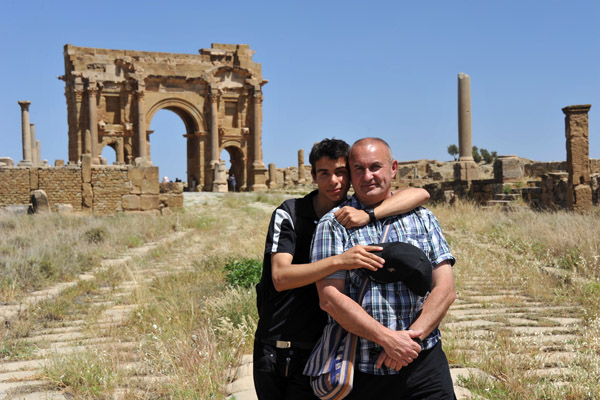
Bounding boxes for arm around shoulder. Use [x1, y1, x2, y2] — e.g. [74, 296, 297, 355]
[373, 187, 430, 220]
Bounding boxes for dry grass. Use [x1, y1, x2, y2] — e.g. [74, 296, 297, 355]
[0, 211, 200, 302]
[4, 195, 600, 398]
[435, 200, 600, 399]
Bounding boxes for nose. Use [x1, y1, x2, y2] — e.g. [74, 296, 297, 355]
[330, 173, 341, 185]
[363, 168, 374, 181]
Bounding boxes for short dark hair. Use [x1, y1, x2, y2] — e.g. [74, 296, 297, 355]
[309, 138, 350, 175]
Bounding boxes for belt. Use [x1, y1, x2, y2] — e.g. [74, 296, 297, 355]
[259, 338, 315, 350]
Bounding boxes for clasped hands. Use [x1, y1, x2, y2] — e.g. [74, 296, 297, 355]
[376, 329, 423, 371]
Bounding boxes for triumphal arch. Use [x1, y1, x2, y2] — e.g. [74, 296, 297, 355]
[60, 43, 268, 191]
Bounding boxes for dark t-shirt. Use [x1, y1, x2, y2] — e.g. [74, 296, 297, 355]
[254, 190, 328, 344]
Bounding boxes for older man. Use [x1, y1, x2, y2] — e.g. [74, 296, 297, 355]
[311, 137, 456, 399]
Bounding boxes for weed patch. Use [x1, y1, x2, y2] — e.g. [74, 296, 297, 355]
[224, 258, 262, 288]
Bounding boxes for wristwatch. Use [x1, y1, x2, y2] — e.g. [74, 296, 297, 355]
[366, 208, 376, 224]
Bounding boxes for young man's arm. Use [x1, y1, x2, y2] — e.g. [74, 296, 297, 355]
[334, 187, 430, 228]
[271, 245, 384, 292]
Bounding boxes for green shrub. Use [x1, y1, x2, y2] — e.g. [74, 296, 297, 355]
[224, 258, 262, 288]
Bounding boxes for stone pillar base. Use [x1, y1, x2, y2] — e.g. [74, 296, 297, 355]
[453, 160, 479, 182]
[250, 166, 268, 192]
[493, 156, 523, 182]
[212, 182, 228, 192]
[568, 184, 593, 212]
[17, 160, 33, 167]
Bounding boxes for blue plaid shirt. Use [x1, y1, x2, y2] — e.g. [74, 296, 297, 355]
[310, 195, 455, 375]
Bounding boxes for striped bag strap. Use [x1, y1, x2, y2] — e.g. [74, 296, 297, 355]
[357, 221, 392, 302]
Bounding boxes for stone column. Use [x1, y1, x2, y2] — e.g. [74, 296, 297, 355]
[36, 140, 41, 166]
[455, 73, 478, 181]
[209, 90, 220, 166]
[250, 88, 267, 191]
[458, 73, 473, 161]
[84, 129, 92, 155]
[72, 77, 84, 161]
[563, 104, 592, 212]
[30, 123, 37, 167]
[136, 84, 147, 161]
[18, 101, 32, 166]
[87, 82, 99, 162]
[268, 163, 278, 189]
[116, 137, 125, 164]
[298, 149, 306, 184]
[252, 89, 265, 169]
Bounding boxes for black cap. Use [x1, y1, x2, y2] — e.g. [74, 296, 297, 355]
[364, 242, 432, 296]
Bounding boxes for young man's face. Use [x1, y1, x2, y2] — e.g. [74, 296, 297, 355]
[349, 141, 397, 207]
[312, 156, 350, 204]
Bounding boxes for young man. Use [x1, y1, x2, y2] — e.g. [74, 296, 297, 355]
[312, 138, 456, 399]
[253, 138, 430, 400]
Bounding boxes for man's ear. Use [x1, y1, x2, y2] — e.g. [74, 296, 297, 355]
[391, 160, 398, 179]
[311, 170, 317, 184]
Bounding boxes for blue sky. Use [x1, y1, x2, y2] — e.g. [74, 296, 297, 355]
[1, 0, 598, 181]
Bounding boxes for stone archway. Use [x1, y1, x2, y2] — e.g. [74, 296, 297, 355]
[222, 144, 246, 191]
[61, 43, 268, 191]
[146, 98, 204, 189]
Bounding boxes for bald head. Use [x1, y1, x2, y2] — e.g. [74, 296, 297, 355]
[349, 138, 394, 163]
[348, 137, 398, 207]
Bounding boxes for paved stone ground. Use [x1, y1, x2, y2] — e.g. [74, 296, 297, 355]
[0, 194, 587, 399]
[0, 228, 195, 399]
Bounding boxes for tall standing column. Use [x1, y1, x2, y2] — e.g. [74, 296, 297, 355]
[30, 124, 37, 167]
[298, 149, 306, 184]
[36, 140, 41, 166]
[250, 88, 267, 191]
[136, 84, 147, 161]
[458, 73, 473, 161]
[209, 90, 220, 166]
[563, 104, 592, 212]
[252, 88, 265, 169]
[17, 101, 32, 166]
[454, 73, 478, 182]
[87, 82, 99, 162]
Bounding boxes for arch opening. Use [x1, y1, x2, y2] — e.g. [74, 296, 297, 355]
[149, 109, 189, 184]
[222, 146, 245, 192]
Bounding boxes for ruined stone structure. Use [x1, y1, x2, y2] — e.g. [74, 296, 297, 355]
[0, 156, 183, 214]
[60, 43, 268, 192]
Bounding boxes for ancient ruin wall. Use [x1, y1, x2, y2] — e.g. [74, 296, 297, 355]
[0, 168, 31, 206]
[0, 164, 181, 214]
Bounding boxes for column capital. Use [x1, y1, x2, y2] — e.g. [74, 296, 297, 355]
[136, 89, 145, 99]
[87, 85, 99, 96]
[208, 92, 220, 103]
[18, 100, 31, 110]
[252, 92, 263, 104]
[562, 104, 592, 115]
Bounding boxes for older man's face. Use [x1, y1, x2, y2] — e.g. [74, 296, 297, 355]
[349, 141, 397, 207]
